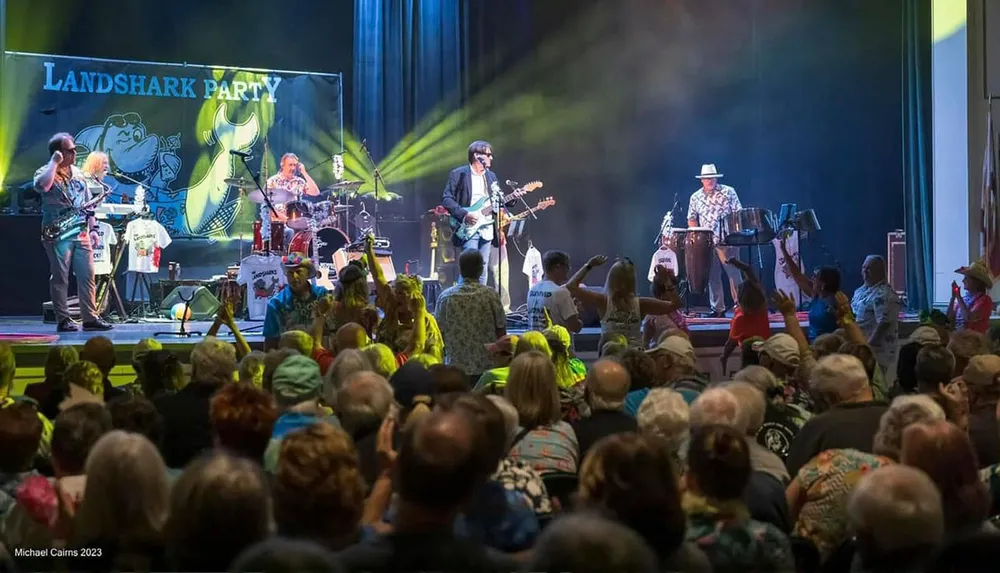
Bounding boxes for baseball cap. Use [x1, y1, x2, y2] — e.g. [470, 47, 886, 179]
[390, 362, 435, 409]
[271, 354, 322, 406]
[760, 333, 800, 368]
[646, 335, 696, 367]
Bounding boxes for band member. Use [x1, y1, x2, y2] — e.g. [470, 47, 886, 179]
[441, 140, 510, 285]
[34, 133, 112, 332]
[263, 152, 320, 244]
[686, 163, 744, 317]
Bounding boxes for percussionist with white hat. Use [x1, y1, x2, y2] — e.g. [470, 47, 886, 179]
[686, 163, 744, 317]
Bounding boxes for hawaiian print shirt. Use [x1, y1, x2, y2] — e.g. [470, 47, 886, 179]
[262, 283, 329, 339]
[793, 448, 893, 559]
[435, 279, 506, 375]
[687, 183, 742, 244]
[851, 282, 901, 370]
[684, 493, 794, 572]
[264, 173, 306, 220]
[492, 457, 552, 516]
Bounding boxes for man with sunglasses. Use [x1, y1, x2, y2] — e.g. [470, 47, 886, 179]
[34, 133, 112, 332]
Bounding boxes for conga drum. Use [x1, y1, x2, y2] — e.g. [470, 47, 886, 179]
[684, 228, 715, 295]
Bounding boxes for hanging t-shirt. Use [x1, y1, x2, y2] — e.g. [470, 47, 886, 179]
[522, 246, 543, 289]
[92, 221, 118, 276]
[125, 218, 172, 273]
[237, 254, 288, 320]
[647, 247, 679, 281]
[772, 231, 802, 307]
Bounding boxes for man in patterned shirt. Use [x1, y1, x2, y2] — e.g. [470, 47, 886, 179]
[435, 249, 507, 381]
[263, 152, 320, 245]
[687, 163, 744, 317]
[263, 253, 329, 350]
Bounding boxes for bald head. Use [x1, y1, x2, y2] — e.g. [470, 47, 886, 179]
[586, 359, 631, 410]
[848, 465, 943, 555]
[336, 323, 369, 352]
[397, 410, 484, 511]
[690, 388, 747, 433]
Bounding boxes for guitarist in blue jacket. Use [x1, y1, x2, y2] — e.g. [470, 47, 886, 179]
[441, 140, 505, 284]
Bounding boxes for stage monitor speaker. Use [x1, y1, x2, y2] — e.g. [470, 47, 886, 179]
[159, 285, 221, 320]
[887, 230, 906, 299]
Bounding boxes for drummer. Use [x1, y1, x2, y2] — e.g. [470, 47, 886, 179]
[264, 152, 321, 243]
[686, 163, 744, 318]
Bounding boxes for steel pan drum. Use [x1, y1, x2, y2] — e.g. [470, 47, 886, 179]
[792, 209, 821, 235]
[284, 200, 313, 231]
[684, 228, 714, 295]
[722, 207, 777, 245]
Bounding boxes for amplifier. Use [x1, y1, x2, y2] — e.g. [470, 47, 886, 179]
[887, 230, 906, 298]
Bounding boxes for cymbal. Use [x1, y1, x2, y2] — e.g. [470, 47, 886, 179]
[247, 188, 295, 204]
[324, 180, 364, 192]
[224, 177, 253, 187]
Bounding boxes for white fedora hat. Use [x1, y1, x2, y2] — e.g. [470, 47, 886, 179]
[695, 164, 724, 179]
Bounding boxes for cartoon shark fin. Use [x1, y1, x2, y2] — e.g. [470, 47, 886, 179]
[212, 103, 259, 153]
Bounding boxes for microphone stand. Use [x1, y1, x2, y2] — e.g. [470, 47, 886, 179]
[235, 157, 279, 219]
[359, 139, 387, 238]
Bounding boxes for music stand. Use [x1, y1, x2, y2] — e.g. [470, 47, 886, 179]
[155, 289, 202, 338]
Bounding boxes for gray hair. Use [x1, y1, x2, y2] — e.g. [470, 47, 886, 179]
[636, 388, 690, 457]
[873, 395, 945, 460]
[847, 465, 944, 554]
[528, 513, 657, 573]
[722, 381, 766, 434]
[72, 431, 170, 547]
[810, 354, 870, 404]
[486, 395, 520, 448]
[190, 336, 237, 385]
[690, 387, 747, 433]
[278, 330, 314, 357]
[335, 371, 394, 436]
[733, 365, 778, 395]
[323, 349, 372, 405]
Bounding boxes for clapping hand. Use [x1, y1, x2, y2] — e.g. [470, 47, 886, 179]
[217, 301, 235, 325]
[314, 294, 334, 318]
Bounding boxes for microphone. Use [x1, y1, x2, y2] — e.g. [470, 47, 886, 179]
[230, 150, 252, 158]
[505, 179, 519, 188]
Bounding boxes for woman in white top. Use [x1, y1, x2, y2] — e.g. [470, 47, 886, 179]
[566, 256, 682, 349]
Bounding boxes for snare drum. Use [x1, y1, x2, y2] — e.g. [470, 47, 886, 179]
[284, 200, 313, 231]
[287, 227, 351, 265]
[683, 228, 715, 295]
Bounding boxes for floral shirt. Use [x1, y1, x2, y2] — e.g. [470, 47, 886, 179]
[435, 280, 507, 375]
[851, 282, 901, 371]
[684, 494, 793, 572]
[492, 458, 552, 516]
[793, 449, 893, 559]
[687, 183, 742, 244]
[264, 173, 306, 221]
[262, 283, 330, 339]
[507, 422, 579, 475]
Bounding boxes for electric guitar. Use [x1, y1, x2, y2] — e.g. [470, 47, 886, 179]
[498, 197, 556, 229]
[450, 180, 543, 242]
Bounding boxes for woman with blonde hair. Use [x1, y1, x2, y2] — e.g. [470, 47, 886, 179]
[504, 351, 579, 475]
[69, 430, 170, 571]
[566, 256, 681, 348]
[366, 237, 443, 361]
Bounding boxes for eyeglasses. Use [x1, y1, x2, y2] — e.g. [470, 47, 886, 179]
[64, 147, 77, 153]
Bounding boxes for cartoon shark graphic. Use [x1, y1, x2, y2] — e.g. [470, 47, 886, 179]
[182, 103, 259, 237]
[75, 113, 185, 235]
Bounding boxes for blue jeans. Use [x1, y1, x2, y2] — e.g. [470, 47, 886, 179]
[462, 235, 491, 285]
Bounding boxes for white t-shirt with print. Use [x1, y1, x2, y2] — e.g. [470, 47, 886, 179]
[526, 279, 578, 331]
[125, 219, 172, 273]
[92, 221, 118, 276]
[647, 247, 679, 282]
[237, 254, 288, 320]
[523, 246, 543, 289]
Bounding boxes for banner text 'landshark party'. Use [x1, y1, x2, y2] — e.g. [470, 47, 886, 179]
[41, 61, 282, 102]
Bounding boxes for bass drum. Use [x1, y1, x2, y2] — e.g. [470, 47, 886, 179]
[286, 227, 351, 265]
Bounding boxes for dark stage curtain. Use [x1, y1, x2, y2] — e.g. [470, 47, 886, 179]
[901, 0, 933, 311]
[353, 0, 464, 160]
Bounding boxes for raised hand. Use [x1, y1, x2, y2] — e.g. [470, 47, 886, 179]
[771, 289, 797, 316]
[314, 294, 334, 318]
[376, 415, 398, 474]
[408, 292, 426, 314]
[586, 255, 608, 268]
[834, 291, 855, 322]
[217, 301, 235, 325]
[51, 150, 64, 165]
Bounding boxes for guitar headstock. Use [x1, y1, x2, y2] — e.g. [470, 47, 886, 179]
[533, 197, 555, 211]
[521, 181, 543, 194]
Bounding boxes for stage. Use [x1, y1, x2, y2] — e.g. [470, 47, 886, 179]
[1, 312, 939, 396]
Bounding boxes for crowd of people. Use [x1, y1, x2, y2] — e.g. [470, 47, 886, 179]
[0, 242, 998, 573]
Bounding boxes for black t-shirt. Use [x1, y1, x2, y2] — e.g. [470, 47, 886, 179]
[571, 409, 638, 461]
[757, 402, 802, 460]
[784, 401, 889, 478]
[153, 381, 219, 469]
[968, 401, 1000, 468]
[337, 530, 516, 573]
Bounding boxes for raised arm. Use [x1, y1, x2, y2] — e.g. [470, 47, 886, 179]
[778, 237, 815, 298]
[639, 264, 682, 316]
[834, 292, 867, 345]
[300, 167, 320, 197]
[208, 303, 251, 359]
[403, 293, 428, 357]
[773, 289, 810, 356]
[34, 151, 63, 193]
[365, 234, 393, 306]
[565, 255, 609, 311]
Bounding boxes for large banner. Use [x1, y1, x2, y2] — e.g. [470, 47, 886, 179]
[2, 52, 342, 238]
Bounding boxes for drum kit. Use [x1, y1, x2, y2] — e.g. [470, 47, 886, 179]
[226, 177, 366, 265]
[661, 204, 822, 298]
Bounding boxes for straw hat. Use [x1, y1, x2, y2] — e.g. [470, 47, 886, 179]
[956, 259, 995, 289]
